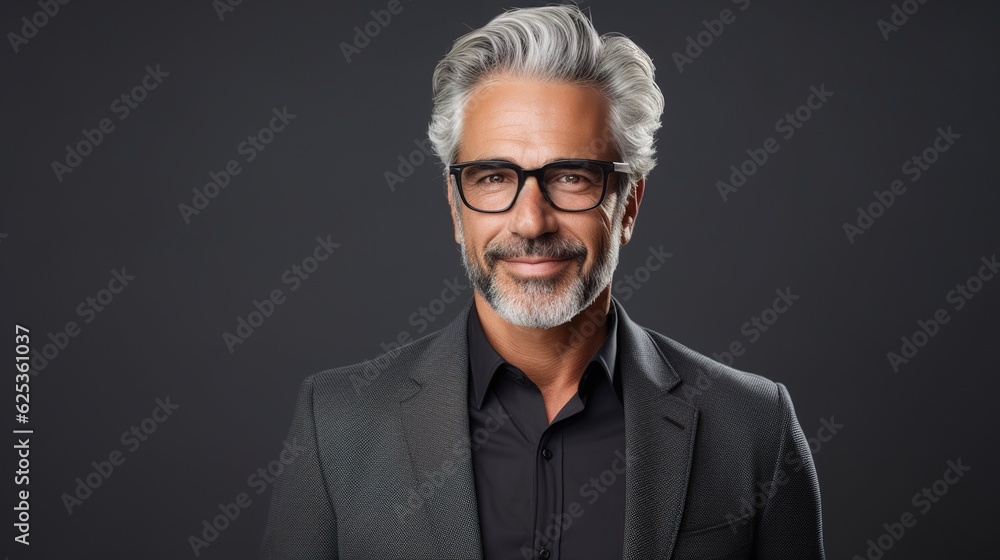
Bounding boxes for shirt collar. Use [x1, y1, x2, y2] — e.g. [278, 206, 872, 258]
[467, 300, 619, 410]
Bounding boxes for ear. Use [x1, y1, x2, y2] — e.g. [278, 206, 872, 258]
[620, 177, 644, 245]
[447, 175, 462, 244]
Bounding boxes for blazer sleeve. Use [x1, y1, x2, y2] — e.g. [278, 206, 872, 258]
[752, 382, 826, 559]
[259, 376, 339, 560]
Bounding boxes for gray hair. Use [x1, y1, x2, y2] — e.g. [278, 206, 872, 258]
[427, 4, 664, 213]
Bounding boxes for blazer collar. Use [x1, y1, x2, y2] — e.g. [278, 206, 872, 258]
[397, 295, 698, 560]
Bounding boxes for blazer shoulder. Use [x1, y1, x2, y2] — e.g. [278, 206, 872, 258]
[641, 327, 787, 416]
[302, 324, 448, 409]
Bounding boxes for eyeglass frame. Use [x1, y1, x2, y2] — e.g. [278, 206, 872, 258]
[448, 158, 632, 213]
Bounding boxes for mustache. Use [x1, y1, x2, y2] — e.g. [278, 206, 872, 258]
[484, 236, 587, 264]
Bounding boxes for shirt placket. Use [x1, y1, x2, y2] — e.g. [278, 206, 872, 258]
[533, 426, 563, 560]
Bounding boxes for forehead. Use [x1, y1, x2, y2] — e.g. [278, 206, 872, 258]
[459, 76, 614, 164]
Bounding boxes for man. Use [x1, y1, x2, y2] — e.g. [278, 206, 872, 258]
[261, 5, 824, 559]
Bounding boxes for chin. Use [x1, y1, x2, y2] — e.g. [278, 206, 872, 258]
[490, 278, 586, 329]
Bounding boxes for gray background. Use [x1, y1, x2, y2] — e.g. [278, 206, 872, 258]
[2, 0, 998, 558]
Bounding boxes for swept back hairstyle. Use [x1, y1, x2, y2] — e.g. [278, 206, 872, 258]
[427, 4, 664, 214]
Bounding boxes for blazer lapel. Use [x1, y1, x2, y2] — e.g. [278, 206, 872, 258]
[614, 297, 699, 560]
[395, 296, 697, 560]
[398, 298, 485, 559]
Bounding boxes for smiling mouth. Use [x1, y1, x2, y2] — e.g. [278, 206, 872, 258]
[500, 257, 573, 276]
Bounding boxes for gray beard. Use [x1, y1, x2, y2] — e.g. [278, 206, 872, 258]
[456, 216, 622, 329]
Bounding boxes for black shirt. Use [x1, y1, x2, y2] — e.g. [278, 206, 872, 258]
[467, 302, 626, 560]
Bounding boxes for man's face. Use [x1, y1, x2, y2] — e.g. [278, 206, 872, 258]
[448, 76, 641, 329]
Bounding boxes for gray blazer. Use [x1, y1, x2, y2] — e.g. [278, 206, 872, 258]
[260, 296, 825, 559]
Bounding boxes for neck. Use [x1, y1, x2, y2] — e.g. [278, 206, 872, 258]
[472, 287, 612, 393]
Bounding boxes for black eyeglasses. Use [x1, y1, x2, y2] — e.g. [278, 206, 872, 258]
[448, 159, 631, 213]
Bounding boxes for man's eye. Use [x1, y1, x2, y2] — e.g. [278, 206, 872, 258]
[554, 173, 597, 185]
[476, 173, 510, 184]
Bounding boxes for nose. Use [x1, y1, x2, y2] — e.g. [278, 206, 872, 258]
[507, 176, 558, 239]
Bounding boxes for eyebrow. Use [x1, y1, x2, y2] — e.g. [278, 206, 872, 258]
[470, 156, 588, 166]
[471, 156, 517, 163]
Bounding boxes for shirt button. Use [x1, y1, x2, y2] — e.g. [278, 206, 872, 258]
[538, 548, 551, 559]
[541, 448, 553, 460]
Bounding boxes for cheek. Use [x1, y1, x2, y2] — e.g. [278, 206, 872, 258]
[588, 226, 616, 267]
[552, 227, 592, 269]
[463, 220, 498, 256]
